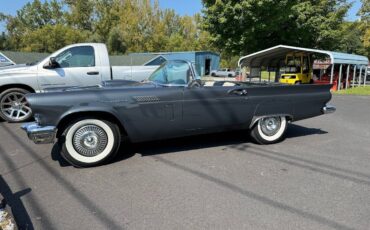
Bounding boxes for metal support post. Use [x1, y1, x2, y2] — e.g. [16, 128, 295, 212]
[352, 66, 356, 87]
[345, 65, 350, 90]
[364, 67, 368, 86]
[338, 64, 343, 91]
[330, 64, 335, 84]
[359, 66, 363, 86]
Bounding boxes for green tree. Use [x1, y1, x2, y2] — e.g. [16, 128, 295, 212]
[22, 24, 90, 52]
[92, 0, 122, 43]
[0, 0, 213, 54]
[358, 0, 370, 21]
[0, 32, 6, 50]
[338, 22, 366, 55]
[358, 0, 370, 57]
[64, 0, 94, 31]
[1, 0, 65, 50]
[202, 0, 350, 55]
[107, 26, 127, 54]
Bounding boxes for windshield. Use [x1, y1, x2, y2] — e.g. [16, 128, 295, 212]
[280, 66, 298, 74]
[281, 56, 301, 74]
[148, 60, 192, 85]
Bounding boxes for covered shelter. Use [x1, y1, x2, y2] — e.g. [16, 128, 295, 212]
[238, 45, 369, 90]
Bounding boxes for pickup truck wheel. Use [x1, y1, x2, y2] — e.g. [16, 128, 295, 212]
[0, 88, 32, 123]
[60, 119, 121, 167]
[250, 116, 287, 144]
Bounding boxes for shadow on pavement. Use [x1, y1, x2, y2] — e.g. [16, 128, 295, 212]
[113, 123, 328, 160]
[50, 122, 329, 167]
[51, 144, 70, 167]
[1, 123, 125, 229]
[152, 156, 356, 230]
[0, 176, 33, 230]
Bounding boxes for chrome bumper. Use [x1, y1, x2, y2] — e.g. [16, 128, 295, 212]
[21, 122, 57, 144]
[322, 105, 336, 114]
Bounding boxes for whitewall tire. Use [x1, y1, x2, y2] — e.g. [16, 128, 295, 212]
[250, 116, 287, 144]
[60, 119, 121, 167]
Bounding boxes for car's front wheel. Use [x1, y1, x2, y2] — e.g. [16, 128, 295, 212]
[250, 116, 287, 144]
[60, 118, 121, 167]
[0, 88, 32, 122]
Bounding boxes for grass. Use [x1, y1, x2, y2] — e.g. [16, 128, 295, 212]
[335, 86, 370, 96]
[260, 71, 276, 80]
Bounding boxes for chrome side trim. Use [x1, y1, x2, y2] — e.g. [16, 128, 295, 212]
[322, 105, 336, 114]
[21, 122, 57, 144]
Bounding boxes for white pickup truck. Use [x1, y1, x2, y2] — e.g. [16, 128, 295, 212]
[0, 43, 158, 122]
[210, 68, 237, 77]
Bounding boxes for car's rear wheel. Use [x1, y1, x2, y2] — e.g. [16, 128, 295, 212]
[60, 118, 121, 167]
[250, 116, 287, 144]
[0, 88, 32, 123]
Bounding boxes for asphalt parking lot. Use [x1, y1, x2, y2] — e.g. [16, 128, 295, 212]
[0, 95, 369, 230]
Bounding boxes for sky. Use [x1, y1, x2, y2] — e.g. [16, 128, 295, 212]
[0, 0, 362, 33]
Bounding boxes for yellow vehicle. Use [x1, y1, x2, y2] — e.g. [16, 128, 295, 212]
[279, 52, 313, 84]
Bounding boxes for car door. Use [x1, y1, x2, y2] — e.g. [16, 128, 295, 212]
[182, 84, 255, 134]
[37, 46, 102, 90]
[118, 61, 191, 142]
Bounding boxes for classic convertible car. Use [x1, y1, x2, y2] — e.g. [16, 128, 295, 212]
[22, 60, 335, 167]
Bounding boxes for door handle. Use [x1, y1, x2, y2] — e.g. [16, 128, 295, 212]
[87, 71, 99, 75]
[228, 88, 248, 96]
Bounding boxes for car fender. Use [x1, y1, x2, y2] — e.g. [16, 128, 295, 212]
[56, 104, 128, 134]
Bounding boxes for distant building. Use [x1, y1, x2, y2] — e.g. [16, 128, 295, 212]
[130, 51, 220, 76]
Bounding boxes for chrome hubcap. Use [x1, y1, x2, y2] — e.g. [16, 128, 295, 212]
[73, 125, 108, 157]
[260, 117, 281, 136]
[0, 92, 31, 121]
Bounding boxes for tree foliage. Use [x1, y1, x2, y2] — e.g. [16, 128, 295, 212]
[0, 0, 369, 62]
[357, 0, 370, 57]
[0, 0, 210, 54]
[202, 0, 352, 55]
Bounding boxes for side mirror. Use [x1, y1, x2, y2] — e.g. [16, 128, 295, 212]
[44, 57, 59, 69]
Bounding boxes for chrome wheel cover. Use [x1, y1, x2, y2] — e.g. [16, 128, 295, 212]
[72, 125, 108, 157]
[260, 117, 282, 136]
[0, 92, 31, 121]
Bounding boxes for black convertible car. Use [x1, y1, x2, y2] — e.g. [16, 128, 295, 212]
[22, 60, 335, 167]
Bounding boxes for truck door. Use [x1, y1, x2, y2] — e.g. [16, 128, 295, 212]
[37, 46, 102, 90]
